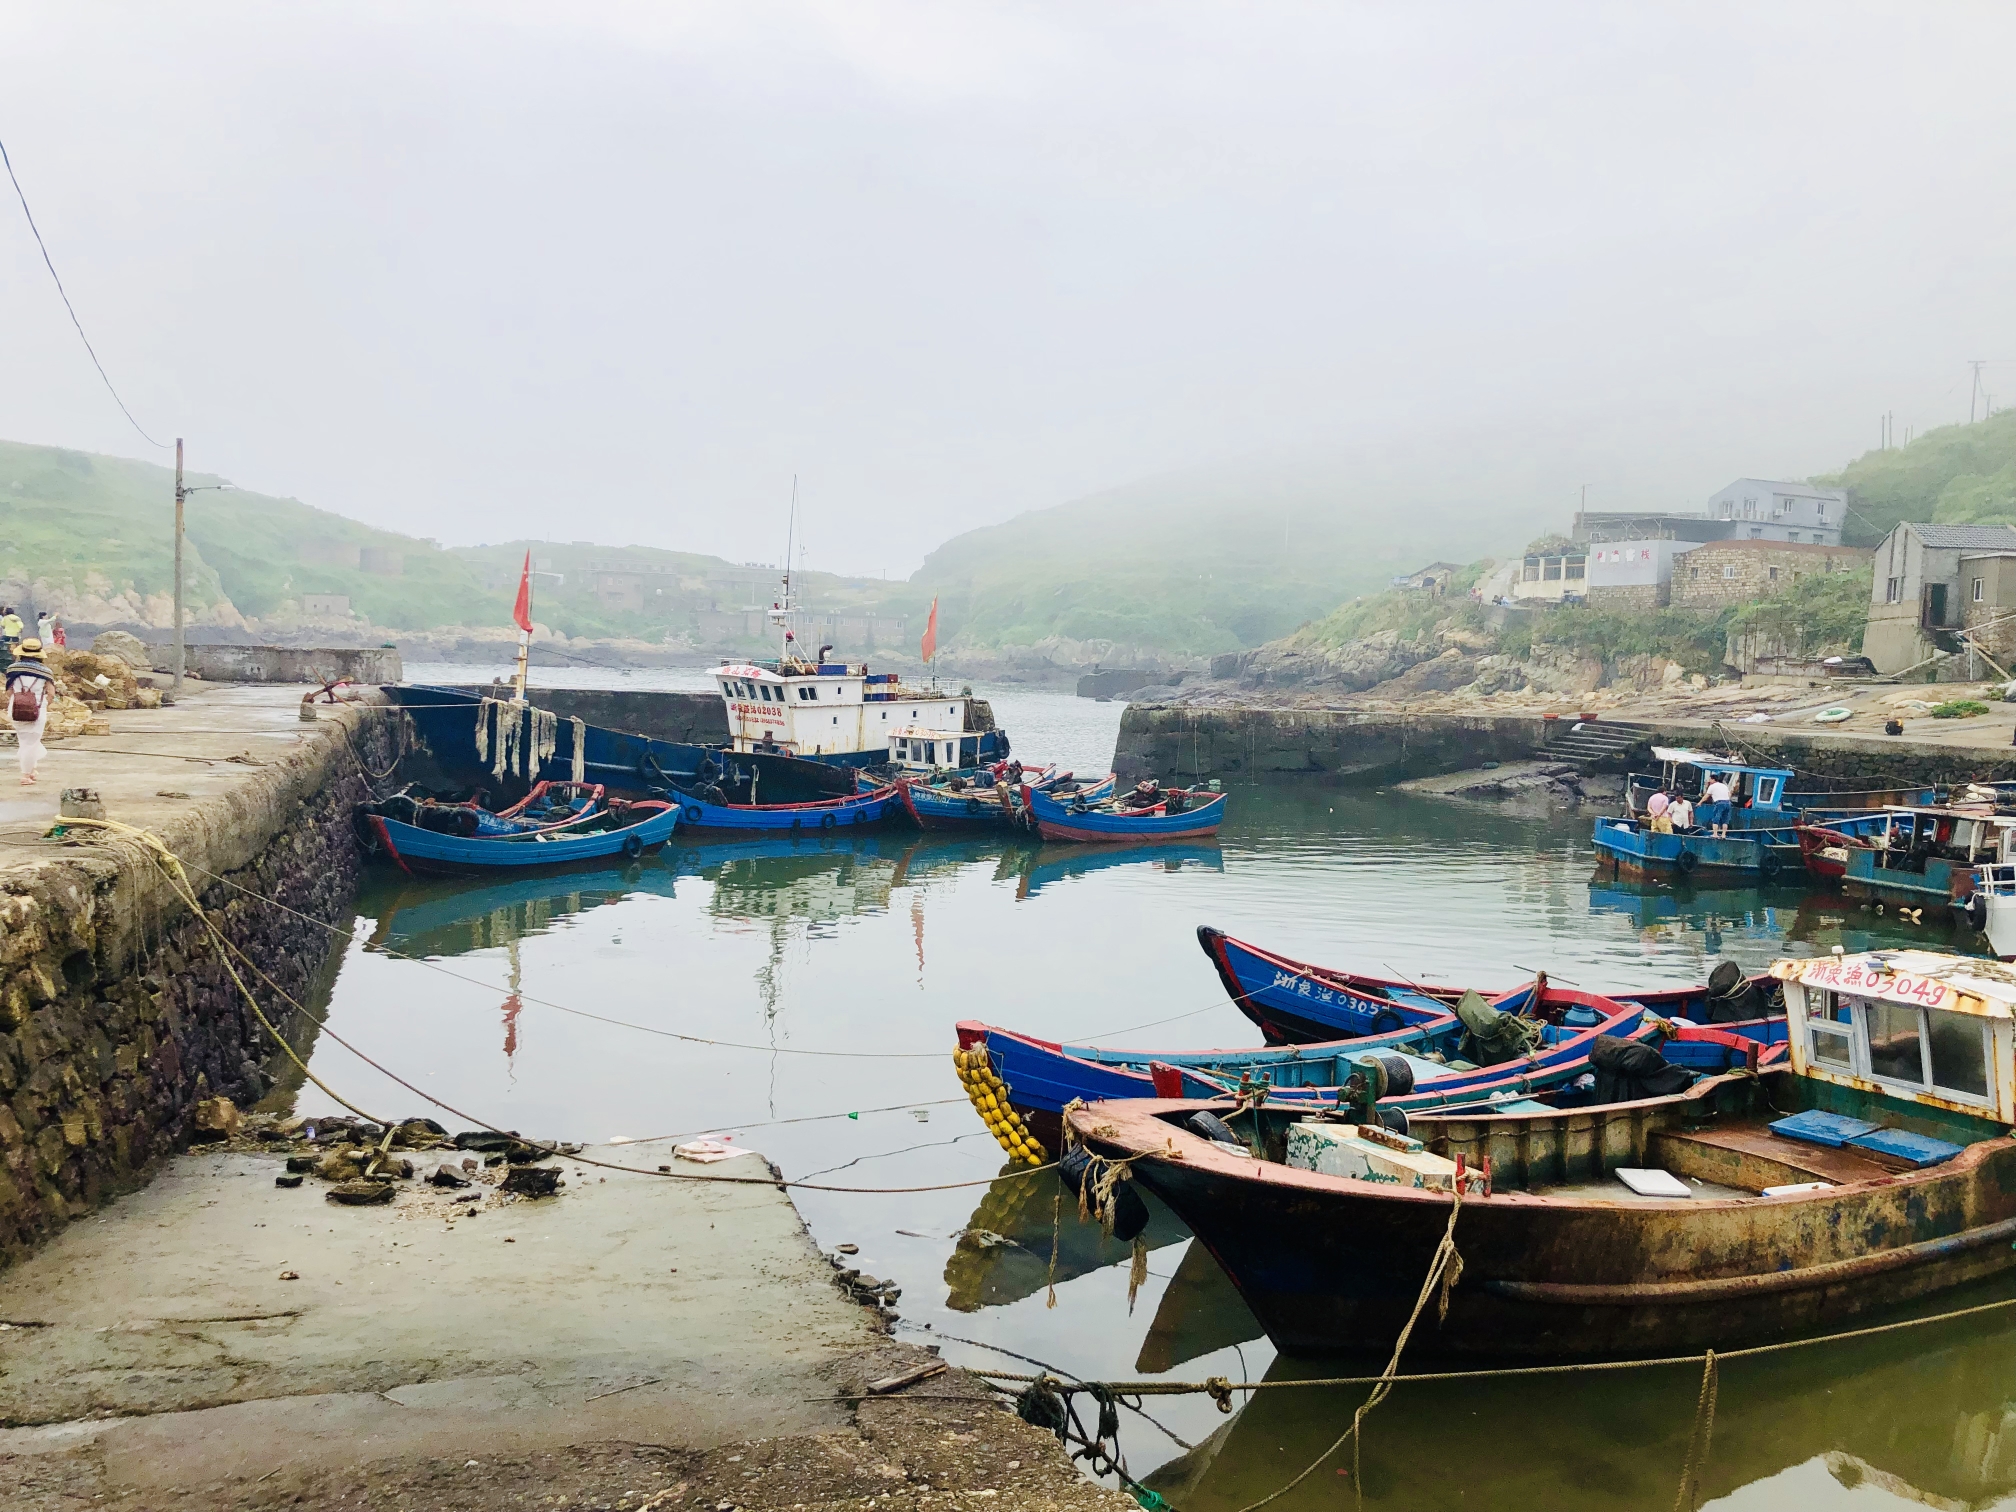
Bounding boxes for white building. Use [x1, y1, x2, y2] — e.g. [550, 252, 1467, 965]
[1705, 479, 1845, 546]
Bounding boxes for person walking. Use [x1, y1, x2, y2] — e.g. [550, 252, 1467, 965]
[0, 607, 21, 662]
[7, 638, 56, 787]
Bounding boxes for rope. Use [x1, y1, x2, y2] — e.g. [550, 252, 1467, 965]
[58, 818, 1057, 1197]
[1671, 1350, 1719, 1512]
[135, 847, 943, 1060]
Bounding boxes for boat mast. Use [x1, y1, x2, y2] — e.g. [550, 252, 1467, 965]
[770, 476, 798, 670]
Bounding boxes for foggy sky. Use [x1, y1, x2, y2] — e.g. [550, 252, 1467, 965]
[4, 2, 2014, 575]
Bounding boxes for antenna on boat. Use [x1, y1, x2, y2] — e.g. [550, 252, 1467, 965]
[772, 476, 798, 668]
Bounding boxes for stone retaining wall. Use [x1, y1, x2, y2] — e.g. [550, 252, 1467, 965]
[0, 710, 395, 1266]
[145, 645, 404, 685]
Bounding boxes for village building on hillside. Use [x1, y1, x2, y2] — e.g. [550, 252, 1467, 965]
[1702, 479, 1845, 546]
[1392, 561, 1463, 593]
[1584, 540, 1696, 609]
[1671, 539, 1869, 608]
[1508, 549, 1587, 604]
[1864, 522, 2016, 674]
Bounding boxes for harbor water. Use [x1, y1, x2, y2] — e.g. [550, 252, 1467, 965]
[295, 668, 2016, 1510]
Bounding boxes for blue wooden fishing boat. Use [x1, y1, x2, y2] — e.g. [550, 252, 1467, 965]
[1626, 747, 1936, 828]
[1593, 814, 1806, 881]
[958, 995, 1784, 1156]
[1828, 806, 2016, 913]
[666, 782, 903, 835]
[361, 799, 680, 875]
[1197, 926, 1783, 1044]
[1026, 780, 1226, 843]
[897, 770, 1116, 832]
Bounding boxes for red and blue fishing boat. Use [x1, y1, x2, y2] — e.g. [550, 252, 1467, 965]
[1197, 926, 1783, 1044]
[959, 994, 1783, 1156]
[666, 782, 903, 835]
[897, 770, 1116, 832]
[1025, 780, 1226, 843]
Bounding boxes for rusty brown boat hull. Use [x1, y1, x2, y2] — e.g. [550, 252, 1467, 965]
[1068, 1083, 2016, 1360]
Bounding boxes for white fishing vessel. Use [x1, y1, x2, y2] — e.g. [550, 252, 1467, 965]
[708, 569, 1005, 766]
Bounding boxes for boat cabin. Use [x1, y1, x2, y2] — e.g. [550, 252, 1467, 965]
[885, 724, 988, 774]
[1775, 949, 2016, 1123]
[1628, 748, 1793, 819]
[713, 660, 982, 762]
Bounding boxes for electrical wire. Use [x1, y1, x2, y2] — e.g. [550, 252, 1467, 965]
[0, 132, 168, 450]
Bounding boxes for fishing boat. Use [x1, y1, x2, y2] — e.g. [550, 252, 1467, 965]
[956, 991, 1783, 1156]
[358, 791, 680, 875]
[1795, 812, 1896, 881]
[1025, 780, 1227, 843]
[1069, 947, 2016, 1359]
[1828, 806, 2016, 915]
[1197, 926, 1781, 1044]
[382, 684, 854, 805]
[1625, 749, 1936, 826]
[1593, 813, 1805, 881]
[896, 765, 1115, 833]
[665, 781, 904, 835]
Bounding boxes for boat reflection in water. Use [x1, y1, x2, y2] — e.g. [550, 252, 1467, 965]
[1586, 878, 1951, 960]
[1143, 1286, 2016, 1511]
[942, 1167, 1189, 1314]
[1009, 841, 1224, 900]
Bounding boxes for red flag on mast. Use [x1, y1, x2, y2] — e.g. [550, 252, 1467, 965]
[920, 597, 938, 663]
[512, 550, 534, 634]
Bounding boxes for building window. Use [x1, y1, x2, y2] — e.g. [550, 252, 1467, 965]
[1974, 577, 1987, 603]
[1887, 577, 1902, 603]
[1566, 556, 1586, 581]
[1543, 558, 1562, 582]
[1749, 527, 1765, 538]
[1523, 556, 1541, 582]
[1768, 566, 1780, 582]
[1723, 565, 1738, 579]
[1817, 501, 1829, 523]
[1689, 566, 1700, 580]
[1786, 533, 1801, 543]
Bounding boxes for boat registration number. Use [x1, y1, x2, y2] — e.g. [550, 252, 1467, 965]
[1790, 958, 1951, 1010]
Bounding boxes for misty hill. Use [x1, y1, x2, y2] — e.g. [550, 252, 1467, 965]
[0, 439, 499, 632]
[911, 464, 1535, 660]
[1825, 410, 2016, 545]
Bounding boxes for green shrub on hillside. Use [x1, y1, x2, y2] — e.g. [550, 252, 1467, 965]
[1821, 411, 2016, 545]
[1725, 565, 1871, 655]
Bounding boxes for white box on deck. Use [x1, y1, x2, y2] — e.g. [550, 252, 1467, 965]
[1285, 1121, 1480, 1193]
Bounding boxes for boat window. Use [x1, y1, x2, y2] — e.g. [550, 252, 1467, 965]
[799, 686, 818, 701]
[1755, 777, 1779, 806]
[1864, 999, 1929, 1086]
[1927, 1009, 1991, 1101]
[1808, 1016, 1853, 1074]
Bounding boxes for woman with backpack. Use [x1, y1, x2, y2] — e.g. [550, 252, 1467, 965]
[7, 639, 56, 786]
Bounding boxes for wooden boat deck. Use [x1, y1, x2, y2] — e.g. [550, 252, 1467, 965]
[1650, 1118, 1904, 1191]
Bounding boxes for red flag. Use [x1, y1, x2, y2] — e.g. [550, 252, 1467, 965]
[512, 550, 534, 634]
[920, 596, 938, 662]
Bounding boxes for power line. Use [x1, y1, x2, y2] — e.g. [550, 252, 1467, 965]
[0, 132, 169, 450]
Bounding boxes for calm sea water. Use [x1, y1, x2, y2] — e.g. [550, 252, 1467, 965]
[292, 668, 2016, 1510]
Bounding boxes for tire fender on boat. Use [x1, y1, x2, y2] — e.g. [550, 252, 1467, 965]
[821, 812, 837, 829]
[682, 805, 703, 824]
[1675, 849, 1699, 874]
[621, 833, 644, 859]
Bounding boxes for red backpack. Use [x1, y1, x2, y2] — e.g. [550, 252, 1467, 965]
[8, 678, 42, 724]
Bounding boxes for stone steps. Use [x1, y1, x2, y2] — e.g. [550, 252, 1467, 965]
[1535, 719, 1651, 769]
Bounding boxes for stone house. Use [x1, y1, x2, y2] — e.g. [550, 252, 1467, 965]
[1864, 523, 2016, 673]
[1673, 539, 1869, 609]
[1585, 540, 1698, 610]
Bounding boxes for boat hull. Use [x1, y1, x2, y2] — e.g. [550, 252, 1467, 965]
[668, 784, 902, 834]
[1591, 816, 1802, 880]
[1073, 1093, 2016, 1359]
[367, 804, 680, 875]
[1027, 784, 1227, 843]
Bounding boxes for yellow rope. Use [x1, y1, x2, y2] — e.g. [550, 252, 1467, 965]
[1672, 1350, 1719, 1512]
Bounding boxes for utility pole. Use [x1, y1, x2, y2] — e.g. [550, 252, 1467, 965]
[1971, 361, 1989, 424]
[172, 437, 184, 699]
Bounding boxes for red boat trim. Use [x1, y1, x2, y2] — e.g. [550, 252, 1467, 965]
[1486, 1210, 2016, 1305]
[370, 814, 413, 877]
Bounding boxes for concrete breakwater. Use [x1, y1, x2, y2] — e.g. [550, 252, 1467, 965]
[0, 698, 397, 1265]
[1114, 703, 2016, 787]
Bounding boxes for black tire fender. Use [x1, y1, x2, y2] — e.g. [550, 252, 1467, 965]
[621, 833, 644, 859]
[821, 812, 837, 830]
[1675, 849, 1699, 875]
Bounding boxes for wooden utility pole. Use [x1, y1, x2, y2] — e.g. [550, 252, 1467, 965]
[172, 437, 185, 698]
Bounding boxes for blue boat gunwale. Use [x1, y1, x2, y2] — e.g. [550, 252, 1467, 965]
[367, 801, 681, 874]
[1025, 782, 1227, 841]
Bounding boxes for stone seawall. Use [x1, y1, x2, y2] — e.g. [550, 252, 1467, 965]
[1114, 703, 2016, 787]
[0, 706, 396, 1266]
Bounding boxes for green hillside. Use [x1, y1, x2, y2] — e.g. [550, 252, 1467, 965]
[0, 439, 499, 630]
[1824, 410, 2016, 545]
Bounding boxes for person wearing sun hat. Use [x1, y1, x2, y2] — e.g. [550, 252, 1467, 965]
[6, 639, 55, 786]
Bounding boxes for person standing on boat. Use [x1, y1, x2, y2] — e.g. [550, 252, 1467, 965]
[1646, 790, 1669, 824]
[6, 639, 56, 786]
[1703, 775, 1734, 838]
[1669, 794, 1695, 832]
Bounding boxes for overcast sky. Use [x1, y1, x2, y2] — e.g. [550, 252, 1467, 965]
[4, 3, 2014, 573]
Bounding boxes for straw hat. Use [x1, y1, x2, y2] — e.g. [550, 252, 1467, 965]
[15, 639, 45, 660]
